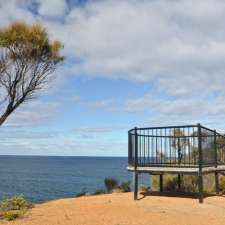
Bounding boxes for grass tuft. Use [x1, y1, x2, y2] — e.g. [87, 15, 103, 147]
[0, 195, 32, 221]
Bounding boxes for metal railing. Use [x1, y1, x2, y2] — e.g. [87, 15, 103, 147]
[128, 124, 225, 168]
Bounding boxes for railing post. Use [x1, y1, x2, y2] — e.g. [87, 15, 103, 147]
[128, 131, 130, 165]
[214, 130, 217, 168]
[178, 137, 181, 164]
[128, 131, 132, 165]
[134, 127, 138, 169]
[133, 127, 138, 200]
[159, 174, 163, 192]
[198, 123, 203, 203]
[214, 130, 219, 195]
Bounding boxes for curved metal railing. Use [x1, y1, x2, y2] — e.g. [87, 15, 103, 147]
[128, 124, 225, 168]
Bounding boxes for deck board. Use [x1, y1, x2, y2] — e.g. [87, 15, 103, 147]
[127, 165, 225, 174]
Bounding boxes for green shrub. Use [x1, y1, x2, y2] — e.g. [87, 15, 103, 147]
[0, 195, 31, 212]
[152, 174, 214, 193]
[183, 175, 198, 192]
[104, 177, 118, 193]
[163, 175, 179, 191]
[119, 181, 131, 192]
[139, 185, 150, 193]
[220, 176, 225, 193]
[92, 189, 106, 195]
[152, 174, 178, 191]
[75, 189, 86, 197]
[3, 211, 20, 221]
[0, 196, 32, 221]
[112, 188, 124, 193]
[152, 174, 225, 194]
[112, 181, 131, 193]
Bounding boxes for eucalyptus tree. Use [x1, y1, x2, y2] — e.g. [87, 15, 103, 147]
[0, 21, 64, 125]
[171, 128, 189, 164]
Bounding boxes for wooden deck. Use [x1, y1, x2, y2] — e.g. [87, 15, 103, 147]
[127, 165, 225, 174]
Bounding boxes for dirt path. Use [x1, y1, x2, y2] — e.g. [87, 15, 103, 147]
[1, 193, 225, 225]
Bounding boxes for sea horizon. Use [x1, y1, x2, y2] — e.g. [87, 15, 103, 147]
[0, 155, 128, 157]
[0, 155, 149, 203]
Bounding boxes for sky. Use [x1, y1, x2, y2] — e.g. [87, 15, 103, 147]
[1, 0, 225, 156]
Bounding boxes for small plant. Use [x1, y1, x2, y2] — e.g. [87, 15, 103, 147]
[0, 195, 31, 212]
[3, 211, 20, 221]
[183, 175, 198, 192]
[104, 177, 118, 193]
[139, 185, 150, 193]
[119, 181, 131, 192]
[75, 189, 86, 197]
[92, 189, 106, 195]
[152, 174, 179, 191]
[0, 195, 32, 221]
[152, 174, 200, 192]
[220, 176, 225, 193]
[112, 188, 124, 193]
[164, 175, 179, 191]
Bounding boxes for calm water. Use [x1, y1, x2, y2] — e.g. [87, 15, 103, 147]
[0, 156, 149, 203]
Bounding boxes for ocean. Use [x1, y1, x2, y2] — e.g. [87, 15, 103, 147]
[0, 156, 150, 203]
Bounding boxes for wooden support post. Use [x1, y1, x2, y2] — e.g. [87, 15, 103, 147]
[149, 173, 152, 190]
[160, 174, 163, 192]
[133, 171, 138, 200]
[198, 174, 203, 203]
[178, 174, 181, 190]
[215, 172, 219, 195]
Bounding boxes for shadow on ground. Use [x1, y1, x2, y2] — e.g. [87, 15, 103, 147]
[137, 191, 225, 200]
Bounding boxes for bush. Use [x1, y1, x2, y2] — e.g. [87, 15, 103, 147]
[119, 181, 131, 192]
[112, 181, 131, 193]
[163, 175, 179, 191]
[152, 174, 177, 191]
[139, 185, 150, 193]
[75, 189, 86, 197]
[0, 195, 32, 221]
[0, 195, 31, 212]
[3, 211, 20, 221]
[92, 189, 106, 195]
[152, 174, 216, 193]
[104, 177, 118, 193]
[112, 188, 124, 193]
[183, 175, 198, 192]
[152, 174, 198, 192]
[220, 176, 225, 193]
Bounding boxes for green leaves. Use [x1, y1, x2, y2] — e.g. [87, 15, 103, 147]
[0, 21, 64, 126]
[0, 21, 64, 63]
[0, 195, 33, 221]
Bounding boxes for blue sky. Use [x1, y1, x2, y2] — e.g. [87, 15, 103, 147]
[1, 0, 225, 156]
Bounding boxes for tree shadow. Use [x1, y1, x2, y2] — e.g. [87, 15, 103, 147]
[136, 191, 224, 201]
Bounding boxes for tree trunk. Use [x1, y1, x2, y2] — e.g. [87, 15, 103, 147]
[0, 108, 13, 126]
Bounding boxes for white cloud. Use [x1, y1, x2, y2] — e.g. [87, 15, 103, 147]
[1, 0, 225, 152]
[2, 0, 225, 97]
[57, 0, 225, 92]
[124, 92, 225, 131]
[0, 0, 35, 26]
[37, 0, 68, 18]
[4, 100, 61, 127]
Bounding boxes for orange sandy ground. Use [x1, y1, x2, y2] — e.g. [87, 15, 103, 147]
[1, 193, 225, 225]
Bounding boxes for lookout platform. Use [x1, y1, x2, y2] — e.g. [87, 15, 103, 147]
[127, 124, 225, 203]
